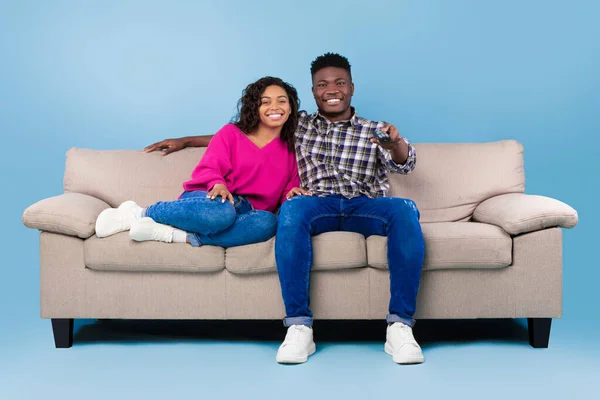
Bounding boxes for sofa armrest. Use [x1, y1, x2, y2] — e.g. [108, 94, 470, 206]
[472, 193, 578, 235]
[22, 193, 110, 239]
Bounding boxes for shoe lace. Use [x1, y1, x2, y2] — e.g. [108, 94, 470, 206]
[284, 325, 305, 343]
[392, 323, 416, 343]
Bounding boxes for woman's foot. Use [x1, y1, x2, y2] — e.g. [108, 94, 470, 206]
[129, 217, 176, 243]
[95, 201, 143, 238]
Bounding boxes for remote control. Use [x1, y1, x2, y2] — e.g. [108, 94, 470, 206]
[373, 130, 391, 143]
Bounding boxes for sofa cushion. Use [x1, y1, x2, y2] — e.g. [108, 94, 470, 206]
[22, 193, 109, 239]
[85, 233, 225, 273]
[367, 222, 512, 270]
[225, 232, 367, 275]
[472, 193, 578, 235]
[64, 147, 207, 207]
[387, 140, 525, 222]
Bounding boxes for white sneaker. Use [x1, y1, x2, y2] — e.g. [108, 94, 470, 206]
[95, 201, 143, 238]
[129, 217, 174, 243]
[276, 325, 316, 364]
[385, 322, 424, 364]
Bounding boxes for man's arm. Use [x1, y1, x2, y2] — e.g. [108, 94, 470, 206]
[371, 124, 417, 174]
[389, 137, 410, 165]
[143, 135, 214, 155]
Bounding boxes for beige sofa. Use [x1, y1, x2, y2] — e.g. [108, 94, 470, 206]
[22, 140, 578, 349]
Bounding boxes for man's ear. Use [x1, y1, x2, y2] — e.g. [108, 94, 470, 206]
[350, 82, 355, 96]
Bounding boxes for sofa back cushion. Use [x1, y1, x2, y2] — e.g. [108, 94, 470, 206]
[64, 147, 207, 207]
[64, 139, 525, 222]
[388, 140, 524, 222]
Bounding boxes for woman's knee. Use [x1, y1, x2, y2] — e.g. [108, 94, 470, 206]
[192, 200, 237, 233]
[249, 211, 278, 242]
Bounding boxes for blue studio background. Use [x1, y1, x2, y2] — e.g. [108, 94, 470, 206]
[1, 0, 598, 398]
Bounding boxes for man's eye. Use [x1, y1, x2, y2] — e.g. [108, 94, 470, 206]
[337, 82, 346, 86]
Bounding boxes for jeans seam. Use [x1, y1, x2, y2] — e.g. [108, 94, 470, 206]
[345, 213, 389, 225]
[308, 213, 340, 226]
[343, 213, 390, 235]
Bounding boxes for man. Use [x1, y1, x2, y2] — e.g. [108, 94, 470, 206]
[144, 53, 426, 365]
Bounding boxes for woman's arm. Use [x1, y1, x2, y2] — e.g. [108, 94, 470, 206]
[143, 135, 215, 155]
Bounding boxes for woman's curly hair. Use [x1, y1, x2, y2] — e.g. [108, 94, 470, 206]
[233, 77, 300, 152]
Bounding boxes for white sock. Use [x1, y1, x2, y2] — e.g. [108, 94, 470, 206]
[130, 217, 174, 243]
[135, 207, 144, 220]
[172, 229, 188, 243]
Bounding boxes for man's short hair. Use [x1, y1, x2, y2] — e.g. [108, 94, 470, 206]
[310, 53, 352, 79]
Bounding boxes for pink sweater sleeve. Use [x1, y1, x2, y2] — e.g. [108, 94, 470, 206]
[279, 153, 301, 206]
[187, 125, 233, 191]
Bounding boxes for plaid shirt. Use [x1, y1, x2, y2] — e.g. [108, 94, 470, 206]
[295, 109, 416, 198]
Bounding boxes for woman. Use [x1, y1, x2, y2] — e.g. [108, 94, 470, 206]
[95, 76, 304, 247]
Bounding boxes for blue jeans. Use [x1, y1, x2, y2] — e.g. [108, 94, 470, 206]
[143, 190, 277, 247]
[276, 195, 425, 327]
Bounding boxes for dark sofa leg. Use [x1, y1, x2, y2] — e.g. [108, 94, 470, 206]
[51, 319, 74, 348]
[527, 318, 551, 348]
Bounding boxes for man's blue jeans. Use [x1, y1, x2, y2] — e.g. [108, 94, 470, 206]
[143, 190, 277, 247]
[275, 195, 425, 327]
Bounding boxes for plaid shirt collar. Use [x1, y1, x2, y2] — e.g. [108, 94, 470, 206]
[307, 107, 362, 129]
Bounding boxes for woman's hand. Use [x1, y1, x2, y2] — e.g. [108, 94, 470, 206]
[286, 187, 312, 200]
[208, 184, 234, 205]
[143, 138, 188, 155]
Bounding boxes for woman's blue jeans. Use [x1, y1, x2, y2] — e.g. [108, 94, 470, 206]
[143, 190, 277, 247]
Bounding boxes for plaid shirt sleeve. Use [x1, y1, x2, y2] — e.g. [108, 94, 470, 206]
[378, 137, 417, 174]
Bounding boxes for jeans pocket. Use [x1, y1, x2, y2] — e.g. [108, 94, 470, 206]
[234, 196, 253, 214]
[233, 196, 243, 207]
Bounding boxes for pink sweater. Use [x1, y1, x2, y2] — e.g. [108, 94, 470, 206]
[182, 124, 300, 212]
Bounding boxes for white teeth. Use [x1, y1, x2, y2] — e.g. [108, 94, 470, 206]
[327, 99, 341, 104]
[268, 114, 282, 118]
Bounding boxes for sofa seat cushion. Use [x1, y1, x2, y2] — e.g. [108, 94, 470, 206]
[85, 233, 225, 273]
[226, 232, 367, 275]
[368, 222, 512, 271]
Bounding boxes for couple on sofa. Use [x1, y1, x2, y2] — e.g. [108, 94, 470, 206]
[95, 53, 426, 365]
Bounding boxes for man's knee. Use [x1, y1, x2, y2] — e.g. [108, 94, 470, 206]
[387, 198, 420, 220]
[278, 196, 317, 227]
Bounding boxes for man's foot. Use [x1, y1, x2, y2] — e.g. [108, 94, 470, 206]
[129, 217, 174, 243]
[276, 325, 316, 364]
[385, 322, 424, 364]
[95, 201, 143, 238]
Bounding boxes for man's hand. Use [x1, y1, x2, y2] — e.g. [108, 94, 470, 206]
[370, 123, 402, 150]
[371, 123, 410, 164]
[143, 138, 188, 156]
[207, 184, 234, 205]
[286, 187, 312, 200]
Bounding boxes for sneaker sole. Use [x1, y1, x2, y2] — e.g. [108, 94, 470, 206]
[276, 342, 316, 364]
[384, 342, 424, 364]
